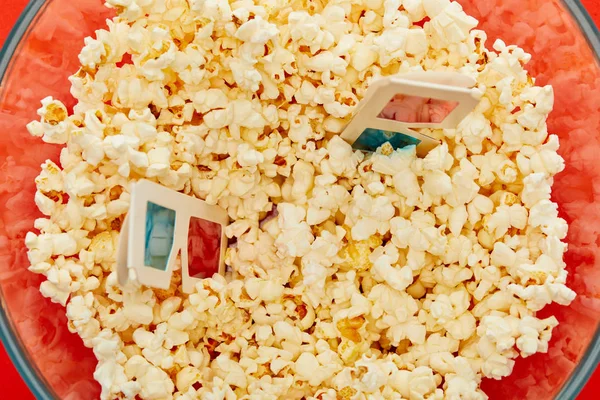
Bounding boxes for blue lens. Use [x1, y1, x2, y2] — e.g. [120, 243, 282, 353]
[352, 127, 421, 153]
[144, 202, 176, 270]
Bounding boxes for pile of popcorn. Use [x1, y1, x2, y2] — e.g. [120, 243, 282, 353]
[24, 0, 576, 398]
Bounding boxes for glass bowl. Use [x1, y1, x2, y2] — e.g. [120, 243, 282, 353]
[0, 0, 599, 399]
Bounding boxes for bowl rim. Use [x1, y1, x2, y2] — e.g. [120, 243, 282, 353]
[553, 7, 600, 399]
[0, 0, 599, 399]
[0, 0, 47, 85]
[564, 0, 600, 62]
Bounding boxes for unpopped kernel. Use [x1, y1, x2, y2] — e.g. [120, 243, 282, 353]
[25, 0, 574, 399]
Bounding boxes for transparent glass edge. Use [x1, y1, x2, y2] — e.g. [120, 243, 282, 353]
[0, 293, 53, 400]
[0, 0, 48, 83]
[556, 325, 600, 399]
[0, 2, 58, 399]
[555, 2, 600, 398]
[563, 0, 600, 65]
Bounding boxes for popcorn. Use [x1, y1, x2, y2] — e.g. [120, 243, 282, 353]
[237, 143, 265, 168]
[448, 205, 468, 236]
[508, 280, 576, 312]
[371, 254, 414, 292]
[294, 353, 326, 386]
[321, 136, 364, 178]
[345, 187, 395, 241]
[444, 357, 486, 399]
[288, 11, 335, 52]
[514, 315, 558, 357]
[124, 355, 175, 399]
[25, 0, 574, 398]
[406, 29, 429, 55]
[426, 1, 478, 48]
[404, 0, 427, 21]
[28, 97, 72, 144]
[445, 311, 477, 340]
[350, 42, 379, 71]
[423, 170, 453, 197]
[391, 366, 442, 400]
[274, 203, 314, 257]
[213, 354, 248, 389]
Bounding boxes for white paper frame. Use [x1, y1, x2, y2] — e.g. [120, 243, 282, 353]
[341, 71, 480, 157]
[116, 179, 229, 293]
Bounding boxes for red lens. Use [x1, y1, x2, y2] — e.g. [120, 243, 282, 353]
[187, 217, 222, 279]
[379, 95, 459, 124]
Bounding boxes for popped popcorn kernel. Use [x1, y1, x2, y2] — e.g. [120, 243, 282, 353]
[337, 386, 357, 400]
[338, 235, 382, 272]
[43, 101, 68, 125]
[336, 316, 365, 343]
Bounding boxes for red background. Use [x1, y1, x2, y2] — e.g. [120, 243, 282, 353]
[0, 0, 599, 398]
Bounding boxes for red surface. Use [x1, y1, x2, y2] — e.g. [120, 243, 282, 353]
[0, 0, 599, 399]
[0, 5, 37, 400]
[0, 7, 35, 400]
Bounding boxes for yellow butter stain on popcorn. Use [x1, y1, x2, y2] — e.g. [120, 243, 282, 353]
[337, 233, 383, 272]
[336, 315, 365, 343]
[337, 386, 357, 400]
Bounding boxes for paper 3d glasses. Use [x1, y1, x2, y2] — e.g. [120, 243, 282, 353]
[340, 71, 481, 157]
[117, 179, 229, 293]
